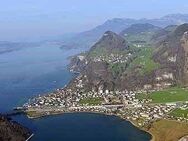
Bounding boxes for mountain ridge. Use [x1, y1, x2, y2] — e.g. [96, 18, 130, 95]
[60, 13, 188, 49]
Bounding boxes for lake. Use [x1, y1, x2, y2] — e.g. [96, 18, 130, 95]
[0, 43, 151, 141]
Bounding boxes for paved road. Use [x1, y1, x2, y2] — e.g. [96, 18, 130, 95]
[26, 104, 125, 112]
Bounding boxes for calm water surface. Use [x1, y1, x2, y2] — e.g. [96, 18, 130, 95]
[0, 44, 151, 141]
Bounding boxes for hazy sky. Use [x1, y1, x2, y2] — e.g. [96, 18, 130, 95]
[1, 0, 188, 41]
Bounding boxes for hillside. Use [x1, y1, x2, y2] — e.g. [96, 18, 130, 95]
[0, 115, 31, 141]
[70, 30, 159, 91]
[153, 23, 188, 87]
[88, 31, 128, 55]
[120, 23, 161, 44]
[70, 31, 133, 91]
[151, 25, 177, 44]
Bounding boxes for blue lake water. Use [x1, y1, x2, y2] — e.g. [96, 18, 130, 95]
[0, 44, 151, 141]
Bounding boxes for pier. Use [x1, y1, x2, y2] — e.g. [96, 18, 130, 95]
[26, 134, 34, 141]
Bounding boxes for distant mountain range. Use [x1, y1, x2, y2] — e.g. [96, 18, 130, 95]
[60, 14, 188, 50]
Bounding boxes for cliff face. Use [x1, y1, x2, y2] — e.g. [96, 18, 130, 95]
[178, 31, 188, 86]
[0, 115, 31, 141]
[153, 24, 188, 87]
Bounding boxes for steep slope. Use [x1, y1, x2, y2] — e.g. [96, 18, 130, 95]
[0, 115, 31, 141]
[153, 24, 188, 63]
[70, 31, 161, 91]
[85, 31, 129, 91]
[89, 31, 128, 54]
[151, 25, 177, 44]
[164, 25, 178, 32]
[153, 23, 188, 86]
[70, 31, 132, 91]
[178, 31, 188, 86]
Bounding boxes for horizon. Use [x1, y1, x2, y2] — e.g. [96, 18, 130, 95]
[1, 0, 188, 41]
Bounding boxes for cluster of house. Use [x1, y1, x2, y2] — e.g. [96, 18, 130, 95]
[23, 70, 188, 127]
[93, 53, 132, 64]
[67, 105, 116, 115]
[123, 104, 176, 127]
[24, 88, 78, 108]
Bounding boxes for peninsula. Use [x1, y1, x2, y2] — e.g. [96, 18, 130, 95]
[22, 23, 188, 141]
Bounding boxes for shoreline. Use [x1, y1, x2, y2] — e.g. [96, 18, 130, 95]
[25, 110, 154, 141]
[25, 107, 188, 141]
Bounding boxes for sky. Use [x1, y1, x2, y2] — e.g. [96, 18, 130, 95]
[1, 0, 188, 41]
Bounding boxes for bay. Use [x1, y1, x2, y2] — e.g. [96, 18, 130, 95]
[0, 43, 151, 141]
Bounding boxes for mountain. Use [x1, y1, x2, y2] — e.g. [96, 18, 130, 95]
[70, 23, 188, 91]
[120, 23, 161, 43]
[161, 14, 188, 24]
[89, 31, 128, 53]
[70, 31, 132, 91]
[151, 25, 178, 44]
[120, 23, 161, 35]
[70, 30, 160, 91]
[164, 25, 178, 32]
[153, 23, 188, 86]
[60, 14, 188, 50]
[61, 18, 137, 49]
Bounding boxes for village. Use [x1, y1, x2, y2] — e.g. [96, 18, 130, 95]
[93, 52, 132, 64]
[23, 71, 188, 128]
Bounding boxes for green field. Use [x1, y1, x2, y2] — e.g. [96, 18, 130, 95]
[137, 87, 188, 103]
[89, 47, 129, 58]
[170, 108, 188, 118]
[79, 97, 103, 105]
[125, 32, 154, 43]
[127, 47, 160, 75]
